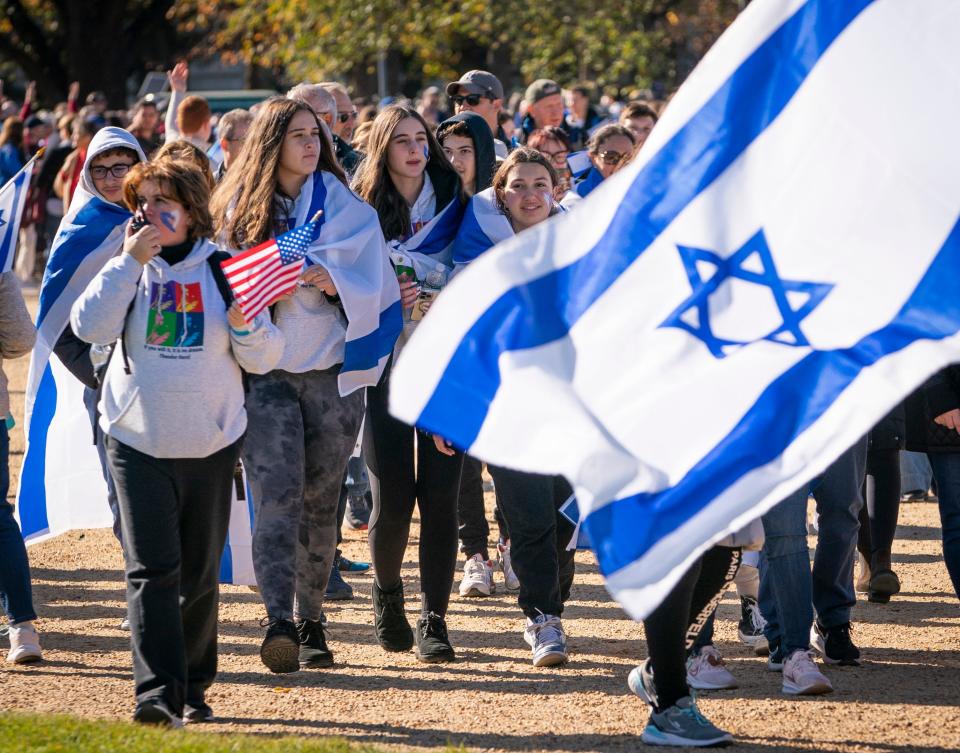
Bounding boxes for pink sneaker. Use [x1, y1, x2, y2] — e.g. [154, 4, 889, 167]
[782, 649, 832, 695]
[686, 645, 738, 690]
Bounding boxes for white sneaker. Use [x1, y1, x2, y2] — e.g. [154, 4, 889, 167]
[458, 554, 495, 597]
[498, 542, 520, 591]
[7, 622, 42, 664]
[855, 552, 870, 593]
[685, 645, 738, 690]
[782, 649, 833, 695]
[523, 612, 568, 667]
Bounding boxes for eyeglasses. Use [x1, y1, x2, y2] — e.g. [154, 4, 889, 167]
[452, 94, 486, 107]
[338, 110, 358, 123]
[90, 163, 133, 180]
[598, 150, 628, 166]
[541, 149, 569, 166]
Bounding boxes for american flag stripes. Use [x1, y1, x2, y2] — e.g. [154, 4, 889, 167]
[221, 216, 322, 320]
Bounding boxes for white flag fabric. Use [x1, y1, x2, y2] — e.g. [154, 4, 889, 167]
[299, 171, 403, 395]
[0, 154, 38, 273]
[389, 0, 960, 619]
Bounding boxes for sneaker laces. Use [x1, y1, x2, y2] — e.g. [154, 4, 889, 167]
[747, 601, 767, 632]
[420, 612, 448, 641]
[529, 613, 563, 644]
[675, 697, 712, 727]
[378, 584, 407, 619]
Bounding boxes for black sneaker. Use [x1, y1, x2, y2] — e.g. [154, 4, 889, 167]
[737, 595, 769, 654]
[183, 701, 214, 724]
[811, 621, 861, 666]
[259, 617, 300, 674]
[415, 612, 455, 663]
[372, 580, 414, 652]
[297, 618, 334, 668]
[133, 698, 183, 728]
[767, 639, 785, 671]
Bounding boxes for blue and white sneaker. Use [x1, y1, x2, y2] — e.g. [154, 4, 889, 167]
[627, 659, 658, 708]
[523, 612, 568, 667]
[642, 696, 733, 747]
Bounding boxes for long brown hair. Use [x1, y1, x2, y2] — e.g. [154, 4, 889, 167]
[352, 105, 455, 241]
[211, 97, 346, 248]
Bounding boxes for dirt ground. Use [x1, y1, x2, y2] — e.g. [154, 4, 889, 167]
[2, 287, 960, 752]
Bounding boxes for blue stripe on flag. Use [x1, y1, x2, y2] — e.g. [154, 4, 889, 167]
[342, 300, 404, 373]
[414, 0, 876, 446]
[18, 365, 57, 539]
[0, 169, 29, 272]
[585, 214, 960, 576]
[410, 199, 465, 256]
[306, 172, 329, 234]
[37, 199, 130, 327]
[219, 534, 234, 583]
[452, 204, 495, 265]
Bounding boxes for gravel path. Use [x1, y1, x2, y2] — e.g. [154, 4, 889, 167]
[3, 288, 959, 752]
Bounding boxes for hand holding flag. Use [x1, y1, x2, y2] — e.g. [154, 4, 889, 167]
[220, 211, 323, 321]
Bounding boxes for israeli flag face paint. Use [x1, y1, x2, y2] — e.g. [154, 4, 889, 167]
[423, 144, 430, 162]
[159, 210, 179, 233]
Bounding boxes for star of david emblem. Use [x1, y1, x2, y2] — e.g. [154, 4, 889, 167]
[0, 210, 6, 231]
[659, 229, 833, 358]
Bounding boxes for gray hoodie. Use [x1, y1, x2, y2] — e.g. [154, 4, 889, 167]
[71, 238, 284, 458]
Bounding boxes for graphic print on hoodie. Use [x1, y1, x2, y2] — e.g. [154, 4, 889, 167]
[145, 280, 205, 349]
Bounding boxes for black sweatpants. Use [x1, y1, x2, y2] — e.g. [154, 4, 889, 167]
[363, 367, 463, 616]
[643, 546, 741, 711]
[857, 448, 901, 573]
[107, 435, 242, 713]
[458, 455, 509, 560]
[489, 466, 575, 618]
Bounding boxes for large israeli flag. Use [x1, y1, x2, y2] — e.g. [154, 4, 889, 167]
[389, 0, 960, 619]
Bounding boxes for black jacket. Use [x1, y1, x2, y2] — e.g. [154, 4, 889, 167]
[53, 324, 97, 390]
[334, 135, 363, 176]
[425, 156, 462, 214]
[437, 111, 497, 193]
[869, 404, 905, 452]
[905, 365, 960, 453]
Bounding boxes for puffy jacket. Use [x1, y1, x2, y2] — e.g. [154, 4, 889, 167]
[905, 366, 960, 453]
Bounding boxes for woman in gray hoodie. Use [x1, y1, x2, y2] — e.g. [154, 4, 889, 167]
[70, 158, 283, 727]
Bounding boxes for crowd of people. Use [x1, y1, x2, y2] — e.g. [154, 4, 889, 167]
[0, 64, 958, 748]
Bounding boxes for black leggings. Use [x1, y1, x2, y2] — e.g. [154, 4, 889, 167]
[363, 368, 464, 617]
[643, 546, 741, 711]
[857, 448, 901, 573]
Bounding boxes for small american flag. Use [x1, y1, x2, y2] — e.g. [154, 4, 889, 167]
[221, 214, 322, 321]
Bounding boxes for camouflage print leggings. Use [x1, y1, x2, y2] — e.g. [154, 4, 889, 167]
[243, 368, 363, 622]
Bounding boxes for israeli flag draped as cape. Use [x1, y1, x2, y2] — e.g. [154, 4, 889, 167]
[389, 0, 960, 619]
[388, 195, 464, 278]
[16, 129, 256, 585]
[300, 171, 403, 394]
[453, 188, 515, 267]
[0, 153, 38, 273]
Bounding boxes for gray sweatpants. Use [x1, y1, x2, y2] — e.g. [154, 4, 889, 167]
[244, 368, 363, 622]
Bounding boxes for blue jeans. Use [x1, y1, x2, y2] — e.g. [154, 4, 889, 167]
[901, 450, 932, 495]
[759, 438, 866, 655]
[0, 424, 37, 624]
[926, 454, 960, 598]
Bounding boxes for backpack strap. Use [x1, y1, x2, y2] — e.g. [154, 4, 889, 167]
[207, 250, 235, 310]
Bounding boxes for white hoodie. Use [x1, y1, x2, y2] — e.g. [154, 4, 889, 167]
[71, 238, 284, 458]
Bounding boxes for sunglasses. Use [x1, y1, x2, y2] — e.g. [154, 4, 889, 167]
[337, 110, 358, 123]
[90, 163, 133, 180]
[452, 94, 487, 107]
[598, 150, 629, 166]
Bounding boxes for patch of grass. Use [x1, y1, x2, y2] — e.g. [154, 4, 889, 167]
[0, 712, 419, 753]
